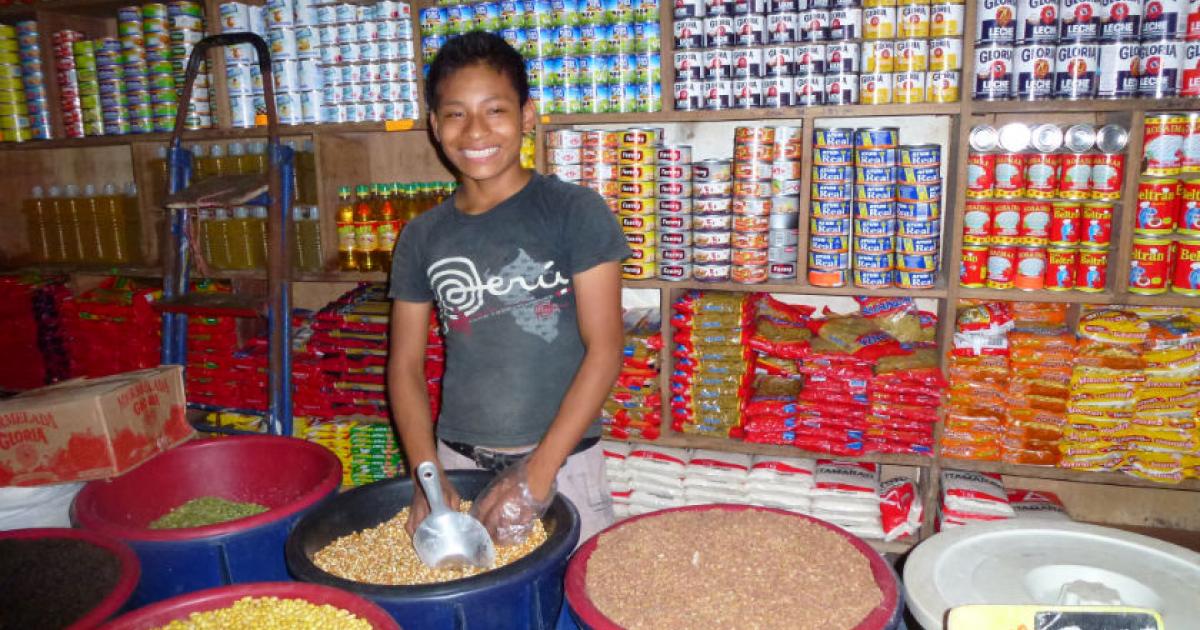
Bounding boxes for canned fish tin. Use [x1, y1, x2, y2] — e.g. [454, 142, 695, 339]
[658, 263, 692, 281]
[853, 269, 894, 288]
[897, 145, 940, 169]
[810, 250, 852, 269]
[897, 251, 937, 272]
[899, 218, 941, 238]
[897, 200, 941, 220]
[733, 231, 769, 249]
[1128, 237, 1172, 294]
[978, 0, 1019, 43]
[622, 261, 656, 279]
[898, 182, 942, 202]
[1060, 0, 1101, 40]
[898, 166, 943, 184]
[659, 230, 694, 249]
[810, 234, 850, 251]
[733, 247, 770, 266]
[733, 197, 772, 216]
[658, 215, 689, 234]
[856, 200, 897, 219]
[959, 246, 989, 286]
[1172, 239, 1200, 295]
[928, 38, 963, 71]
[812, 217, 853, 236]
[809, 267, 849, 286]
[854, 235, 895, 254]
[694, 263, 732, 282]
[856, 166, 897, 184]
[898, 236, 940, 255]
[864, 6, 897, 39]
[731, 264, 768, 284]
[856, 126, 898, 149]
[854, 217, 897, 236]
[815, 126, 854, 148]
[1139, 38, 1182, 98]
[855, 251, 894, 271]
[975, 42, 1014, 100]
[812, 200, 853, 218]
[863, 40, 895, 73]
[1076, 247, 1107, 291]
[856, 147, 898, 166]
[694, 246, 733, 264]
[1080, 201, 1114, 247]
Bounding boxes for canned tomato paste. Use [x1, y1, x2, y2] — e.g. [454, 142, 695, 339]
[1135, 178, 1181, 235]
[1080, 202, 1114, 247]
[1129, 237, 1172, 294]
[1173, 239, 1200, 295]
[960, 245, 988, 287]
[1045, 247, 1077, 290]
[1076, 247, 1108, 291]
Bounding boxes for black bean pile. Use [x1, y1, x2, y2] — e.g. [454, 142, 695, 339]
[0, 538, 121, 630]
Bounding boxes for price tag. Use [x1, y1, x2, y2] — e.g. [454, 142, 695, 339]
[540, 115, 551, 124]
[948, 605, 1164, 630]
[384, 120, 414, 132]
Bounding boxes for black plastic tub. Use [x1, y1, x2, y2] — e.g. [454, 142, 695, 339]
[286, 471, 580, 629]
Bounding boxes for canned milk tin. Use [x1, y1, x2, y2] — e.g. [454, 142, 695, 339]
[1060, 0, 1100, 40]
[1055, 43, 1100, 98]
[794, 43, 827, 73]
[829, 7, 861, 39]
[860, 72, 893, 103]
[864, 6, 897, 39]
[899, 4, 930, 38]
[1184, 41, 1200, 97]
[1099, 0, 1143, 40]
[929, 37, 963, 70]
[1017, 0, 1059, 42]
[975, 42, 1014, 100]
[703, 48, 732, 79]
[764, 45, 794, 76]
[675, 51, 703, 80]
[824, 72, 859, 103]
[977, 0, 1019, 43]
[826, 41, 859, 73]
[927, 70, 962, 102]
[799, 9, 829, 40]
[863, 40, 895, 73]
[766, 12, 799, 43]
[1139, 38, 1182, 98]
[702, 79, 732, 108]
[731, 47, 764, 77]
[896, 38, 929, 72]
[1097, 40, 1141, 98]
[734, 14, 766, 45]
[1140, 0, 1187, 40]
[930, 3, 965, 37]
[1015, 43, 1055, 99]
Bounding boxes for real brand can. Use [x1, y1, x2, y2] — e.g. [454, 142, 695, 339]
[1076, 247, 1107, 291]
[1135, 178, 1181, 234]
[1138, 38, 1182, 98]
[1050, 201, 1083, 245]
[853, 268, 894, 288]
[960, 244, 988, 285]
[1015, 43, 1056, 99]
[977, 0, 1019, 43]
[1129, 237, 1172, 294]
[1017, 0, 1060, 42]
[1097, 40, 1141, 98]
[975, 42, 1014, 100]
[1080, 201, 1114, 247]
[1055, 43, 1100, 98]
[1045, 246, 1078, 290]
[1172, 238, 1200, 295]
[986, 245, 1018, 289]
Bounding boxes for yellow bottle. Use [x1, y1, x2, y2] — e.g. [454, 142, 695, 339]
[206, 144, 230, 180]
[79, 183, 104, 264]
[354, 185, 378, 272]
[291, 206, 307, 271]
[250, 206, 268, 269]
[190, 145, 208, 181]
[45, 185, 68, 263]
[299, 205, 323, 272]
[376, 191, 398, 270]
[62, 184, 86, 263]
[206, 208, 232, 269]
[150, 146, 169, 208]
[228, 142, 247, 175]
[226, 206, 253, 269]
[122, 183, 142, 264]
[23, 186, 52, 264]
[247, 142, 268, 175]
[336, 186, 357, 271]
[297, 140, 318, 205]
[94, 184, 124, 264]
[196, 208, 213, 266]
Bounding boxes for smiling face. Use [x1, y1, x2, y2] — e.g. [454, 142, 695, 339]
[429, 62, 535, 196]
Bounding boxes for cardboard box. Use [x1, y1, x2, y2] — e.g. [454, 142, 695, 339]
[0, 365, 194, 487]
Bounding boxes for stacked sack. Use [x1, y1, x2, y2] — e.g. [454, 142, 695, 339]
[625, 444, 688, 516]
[0, 276, 71, 390]
[62, 277, 160, 378]
[744, 453, 815, 514]
[938, 470, 1070, 530]
[683, 449, 751, 506]
[184, 313, 243, 408]
[810, 460, 883, 540]
[1066, 308, 1200, 482]
[602, 307, 663, 441]
[943, 301, 1074, 465]
[670, 291, 754, 437]
[298, 418, 405, 488]
[602, 441, 634, 518]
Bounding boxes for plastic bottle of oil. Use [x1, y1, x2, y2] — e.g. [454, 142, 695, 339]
[123, 182, 142, 264]
[207, 144, 231, 180]
[190, 145, 208, 181]
[79, 184, 104, 264]
[23, 186, 51, 263]
[376, 190, 398, 270]
[297, 140, 318, 204]
[196, 208, 212, 264]
[354, 184, 378, 272]
[149, 145, 169, 206]
[299, 205, 323, 271]
[228, 142, 247, 175]
[97, 183, 127, 264]
[45, 185, 67, 263]
[336, 186, 357, 271]
[62, 184, 86, 263]
[226, 206, 254, 269]
[249, 206, 268, 269]
[206, 207, 232, 269]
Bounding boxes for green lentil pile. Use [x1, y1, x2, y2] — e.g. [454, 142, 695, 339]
[153, 596, 372, 629]
[149, 496, 270, 529]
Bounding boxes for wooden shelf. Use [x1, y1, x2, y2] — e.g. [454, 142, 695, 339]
[622, 432, 934, 468]
[1121, 292, 1200, 307]
[2, 263, 163, 278]
[957, 287, 1118, 304]
[623, 278, 948, 297]
[943, 458, 1200, 492]
[866, 539, 917, 556]
[0, 121, 427, 151]
[971, 97, 1199, 114]
[542, 103, 962, 127]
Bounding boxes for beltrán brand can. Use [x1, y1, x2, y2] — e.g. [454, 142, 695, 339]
[1045, 247, 1077, 290]
[1076, 247, 1107, 291]
[1172, 238, 1200, 295]
[1129, 237, 1172, 294]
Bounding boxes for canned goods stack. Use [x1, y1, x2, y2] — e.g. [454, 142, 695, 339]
[656, 143, 694, 281]
[142, 2, 178, 132]
[95, 38, 130, 136]
[961, 121, 1127, 293]
[52, 30, 86, 138]
[1132, 111, 1200, 295]
[617, 128, 660, 279]
[167, 1, 212, 130]
[0, 24, 31, 143]
[809, 126, 942, 290]
[690, 156, 735, 282]
[672, 0, 966, 110]
[72, 40, 106, 136]
[973, 0, 1200, 101]
[116, 6, 153, 134]
[419, 0, 663, 115]
[727, 125, 802, 283]
[16, 21, 51, 141]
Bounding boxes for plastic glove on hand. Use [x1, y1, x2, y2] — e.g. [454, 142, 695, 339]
[405, 469, 462, 537]
[469, 458, 555, 546]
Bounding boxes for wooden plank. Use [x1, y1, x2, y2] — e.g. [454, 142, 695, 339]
[540, 103, 962, 127]
[1111, 110, 1142, 295]
[1008, 477, 1200, 531]
[973, 97, 1200, 114]
[942, 457, 1200, 492]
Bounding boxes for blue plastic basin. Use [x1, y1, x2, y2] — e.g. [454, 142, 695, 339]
[286, 471, 580, 629]
[72, 436, 342, 607]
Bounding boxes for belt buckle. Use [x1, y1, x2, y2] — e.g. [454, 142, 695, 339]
[473, 448, 522, 473]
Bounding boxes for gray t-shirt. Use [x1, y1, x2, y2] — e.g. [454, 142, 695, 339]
[389, 172, 631, 447]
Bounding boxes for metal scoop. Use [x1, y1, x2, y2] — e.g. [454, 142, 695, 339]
[412, 462, 496, 570]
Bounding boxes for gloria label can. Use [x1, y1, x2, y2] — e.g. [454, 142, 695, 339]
[1138, 38, 1182, 98]
[1015, 43, 1055, 99]
[826, 41, 859, 73]
[977, 0, 1019, 43]
[975, 42, 1014, 100]
[930, 2, 966, 36]
[1184, 41, 1200, 97]
[1097, 41, 1141, 98]
[1129, 237, 1172, 294]
[1060, 0, 1101, 40]
[1055, 43, 1100, 98]
[1172, 238, 1200, 295]
[1099, 0, 1143, 40]
[1140, 0, 1187, 40]
[1017, 0, 1060, 41]
[929, 37, 963, 70]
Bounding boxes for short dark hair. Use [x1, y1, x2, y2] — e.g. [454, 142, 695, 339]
[425, 31, 529, 112]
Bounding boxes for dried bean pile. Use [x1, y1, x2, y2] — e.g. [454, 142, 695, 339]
[150, 496, 269, 529]
[0, 538, 121, 630]
[312, 504, 547, 585]
[585, 509, 883, 630]
[153, 596, 372, 629]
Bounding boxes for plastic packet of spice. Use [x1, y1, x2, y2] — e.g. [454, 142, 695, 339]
[879, 477, 923, 541]
[940, 470, 1015, 517]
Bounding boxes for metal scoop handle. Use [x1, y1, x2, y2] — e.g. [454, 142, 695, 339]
[416, 462, 451, 517]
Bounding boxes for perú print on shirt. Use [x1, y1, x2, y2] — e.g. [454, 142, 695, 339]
[427, 248, 571, 342]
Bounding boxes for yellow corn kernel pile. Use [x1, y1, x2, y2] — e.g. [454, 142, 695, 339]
[312, 505, 547, 585]
[153, 596, 372, 629]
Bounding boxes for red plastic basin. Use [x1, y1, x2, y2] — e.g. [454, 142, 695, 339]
[0, 527, 141, 629]
[564, 504, 902, 630]
[98, 582, 401, 629]
[73, 436, 341, 541]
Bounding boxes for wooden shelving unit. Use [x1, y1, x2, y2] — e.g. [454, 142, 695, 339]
[3, 0, 1199, 550]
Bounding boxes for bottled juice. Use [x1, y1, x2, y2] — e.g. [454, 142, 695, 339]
[206, 208, 232, 269]
[45, 185, 67, 263]
[299, 205, 323, 271]
[297, 140, 318, 204]
[354, 184, 378, 271]
[62, 184, 85, 262]
[23, 186, 52, 263]
[79, 184, 103, 263]
[376, 191, 398, 269]
[228, 142, 247, 175]
[249, 206, 268, 268]
[227, 206, 254, 269]
[336, 186, 357, 270]
[123, 182, 142, 264]
[98, 183, 128, 264]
